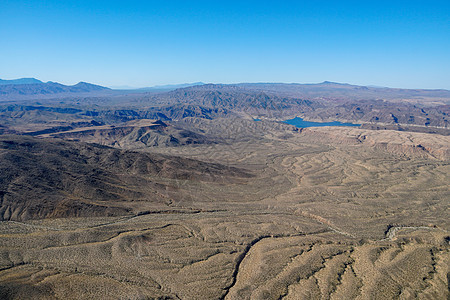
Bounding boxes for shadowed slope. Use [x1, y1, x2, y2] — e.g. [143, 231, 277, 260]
[0, 135, 251, 221]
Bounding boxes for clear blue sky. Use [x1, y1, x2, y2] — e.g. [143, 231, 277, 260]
[1, 0, 449, 89]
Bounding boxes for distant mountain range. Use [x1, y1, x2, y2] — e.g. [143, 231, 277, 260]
[1, 78, 450, 107]
[0, 78, 111, 100]
[0, 78, 449, 135]
[0, 78, 208, 100]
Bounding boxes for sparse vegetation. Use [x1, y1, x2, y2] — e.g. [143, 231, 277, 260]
[0, 83, 449, 299]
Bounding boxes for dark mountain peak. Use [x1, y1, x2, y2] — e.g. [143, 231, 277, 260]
[152, 119, 168, 127]
[73, 81, 110, 90]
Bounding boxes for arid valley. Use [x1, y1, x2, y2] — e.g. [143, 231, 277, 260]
[0, 81, 449, 299]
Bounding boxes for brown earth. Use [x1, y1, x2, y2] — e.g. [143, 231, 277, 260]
[0, 118, 448, 299]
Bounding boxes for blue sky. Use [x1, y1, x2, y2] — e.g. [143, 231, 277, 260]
[1, 0, 449, 89]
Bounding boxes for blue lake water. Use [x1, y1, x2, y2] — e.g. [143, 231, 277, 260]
[284, 117, 360, 128]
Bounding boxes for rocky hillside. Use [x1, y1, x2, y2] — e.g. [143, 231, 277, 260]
[298, 127, 450, 159]
[0, 135, 251, 221]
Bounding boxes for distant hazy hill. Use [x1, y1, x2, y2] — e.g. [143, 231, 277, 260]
[139, 82, 205, 90]
[0, 78, 43, 85]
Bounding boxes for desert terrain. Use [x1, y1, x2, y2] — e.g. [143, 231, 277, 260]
[0, 82, 449, 299]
